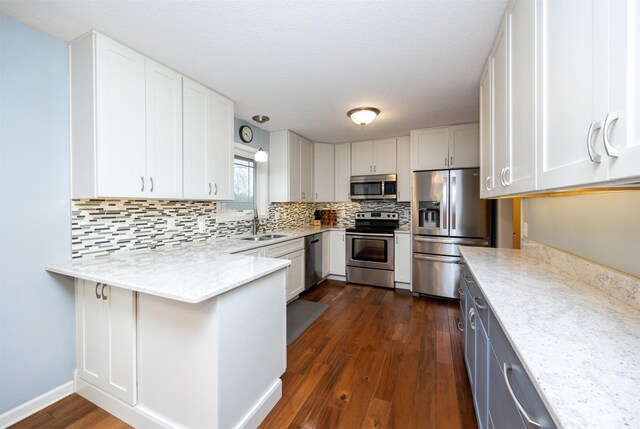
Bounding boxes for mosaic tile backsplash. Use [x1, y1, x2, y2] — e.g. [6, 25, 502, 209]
[71, 199, 410, 259]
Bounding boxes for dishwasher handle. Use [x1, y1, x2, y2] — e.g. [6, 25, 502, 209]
[413, 253, 460, 264]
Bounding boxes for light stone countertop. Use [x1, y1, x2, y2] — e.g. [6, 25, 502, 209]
[459, 246, 640, 429]
[47, 225, 346, 303]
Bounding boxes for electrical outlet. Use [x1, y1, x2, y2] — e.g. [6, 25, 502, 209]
[523, 222, 528, 238]
[197, 216, 207, 233]
[166, 217, 176, 229]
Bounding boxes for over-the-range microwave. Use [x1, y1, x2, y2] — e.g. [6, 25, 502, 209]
[350, 174, 397, 200]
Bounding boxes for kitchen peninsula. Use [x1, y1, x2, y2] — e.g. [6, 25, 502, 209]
[47, 243, 290, 429]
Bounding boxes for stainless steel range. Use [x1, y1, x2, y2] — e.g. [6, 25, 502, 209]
[345, 211, 399, 289]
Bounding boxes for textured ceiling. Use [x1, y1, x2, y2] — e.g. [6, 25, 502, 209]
[0, 0, 508, 143]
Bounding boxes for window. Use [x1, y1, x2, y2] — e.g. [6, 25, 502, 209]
[221, 156, 256, 212]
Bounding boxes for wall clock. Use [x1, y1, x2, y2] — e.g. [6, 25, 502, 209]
[239, 125, 253, 143]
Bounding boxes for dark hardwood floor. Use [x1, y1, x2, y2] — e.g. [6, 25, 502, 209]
[10, 280, 475, 429]
[259, 280, 476, 429]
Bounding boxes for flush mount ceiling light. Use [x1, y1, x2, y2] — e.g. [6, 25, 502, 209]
[347, 107, 380, 126]
[252, 115, 270, 163]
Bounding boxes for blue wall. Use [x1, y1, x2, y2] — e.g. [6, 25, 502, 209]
[0, 14, 75, 414]
[233, 117, 270, 151]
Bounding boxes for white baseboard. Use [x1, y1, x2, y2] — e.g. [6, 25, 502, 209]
[238, 379, 282, 429]
[0, 380, 74, 428]
[395, 281, 411, 291]
[325, 274, 346, 282]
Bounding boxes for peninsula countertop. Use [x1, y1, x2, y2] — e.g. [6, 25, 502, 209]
[47, 226, 347, 303]
[459, 246, 640, 429]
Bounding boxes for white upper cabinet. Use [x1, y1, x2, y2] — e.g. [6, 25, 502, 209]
[535, 0, 639, 189]
[92, 33, 146, 198]
[449, 123, 480, 169]
[211, 92, 235, 200]
[410, 127, 449, 171]
[313, 143, 335, 202]
[145, 59, 183, 199]
[183, 78, 213, 200]
[70, 31, 235, 200]
[334, 143, 351, 202]
[351, 138, 397, 175]
[491, 19, 509, 197]
[479, 59, 493, 199]
[269, 130, 314, 202]
[410, 124, 478, 171]
[396, 136, 411, 202]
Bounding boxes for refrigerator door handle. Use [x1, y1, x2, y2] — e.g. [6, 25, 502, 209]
[442, 178, 448, 231]
[451, 175, 457, 231]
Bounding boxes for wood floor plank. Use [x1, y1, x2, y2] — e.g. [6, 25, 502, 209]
[361, 397, 392, 429]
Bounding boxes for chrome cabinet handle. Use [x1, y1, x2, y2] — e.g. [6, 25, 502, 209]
[214, 183, 218, 195]
[503, 363, 543, 428]
[208, 183, 212, 195]
[499, 168, 506, 186]
[468, 308, 476, 330]
[140, 176, 144, 192]
[458, 287, 464, 296]
[315, 192, 318, 200]
[445, 157, 448, 166]
[474, 296, 487, 309]
[603, 111, 620, 158]
[150, 177, 154, 192]
[95, 283, 101, 299]
[370, 165, 373, 172]
[101, 285, 108, 300]
[374, 165, 377, 172]
[503, 166, 511, 186]
[485, 176, 491, 191]
[587, 121, 602, 163]
[450, 156, 454, 165]
[457, 321, 464, 332]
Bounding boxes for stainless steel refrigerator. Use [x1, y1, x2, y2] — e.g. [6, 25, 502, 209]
[412, 168, 491, 299]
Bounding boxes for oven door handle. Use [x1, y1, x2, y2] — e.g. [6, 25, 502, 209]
[346, 232, 395, 237]
[413, 236, 490, 246]
[413, 254, 460, 264]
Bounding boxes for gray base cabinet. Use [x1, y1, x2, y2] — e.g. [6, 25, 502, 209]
[460, 260, 556, 429]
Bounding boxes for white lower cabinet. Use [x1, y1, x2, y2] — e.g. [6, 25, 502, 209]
[329, 231, 346, 276]
[76, 279, 137, 405]
[394, 233, 411, 284]
[283, 249, 305, 301]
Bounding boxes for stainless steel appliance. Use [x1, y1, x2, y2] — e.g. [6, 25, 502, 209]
[350, 174, 397, 200]
[346, 211, 399, 288]
[304, 233, 323, 290]
[412, 169, 491, 299]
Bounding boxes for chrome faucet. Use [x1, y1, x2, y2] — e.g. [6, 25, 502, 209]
[252, 209, 261, 235]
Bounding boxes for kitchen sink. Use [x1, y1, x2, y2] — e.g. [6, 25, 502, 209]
[240, 234, 287, 242]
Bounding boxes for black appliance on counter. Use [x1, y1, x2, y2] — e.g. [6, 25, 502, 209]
[345, 211, 399, 289]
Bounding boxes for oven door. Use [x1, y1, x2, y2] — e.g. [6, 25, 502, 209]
[346, 233, 394, 271]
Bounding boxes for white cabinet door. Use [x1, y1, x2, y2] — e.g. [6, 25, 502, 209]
[607, 0, 640, 181]
[492, 19, 509, 197]
[95, 33, 146, 198]
[183, 78, 213, 200]
[351, 141, 374, 175]
[211, 92, 234, 200]
[289, 133, 302, 201]
[396, 136, 411, 202]
[300, 138, 314, 201]
[102, 285, 137, 404]
[314, 143, 334, 201]
[410, 127, 449, 171]
[479, 59, 493, 199]
[322, 232, 330, 278]
[505, 0, 536, 194]
[285, 249, 305, 301]
[329, 231, 346, 276]
[449, 124, 479, 169]
[334, 143, 351, 202]
[76, 280, 137, 405]
[536, 0, 608, 189]
[145, 59, 183, 199]
[373, 138, 397, 174]
[394, 234, 411, 284]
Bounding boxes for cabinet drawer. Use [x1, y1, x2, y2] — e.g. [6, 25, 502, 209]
[489, 313, 557, 429]
[264, 238, 304, 258]
[461, 264, 489, 330]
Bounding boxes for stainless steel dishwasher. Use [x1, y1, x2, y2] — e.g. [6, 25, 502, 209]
[304, 233, 323, 290]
